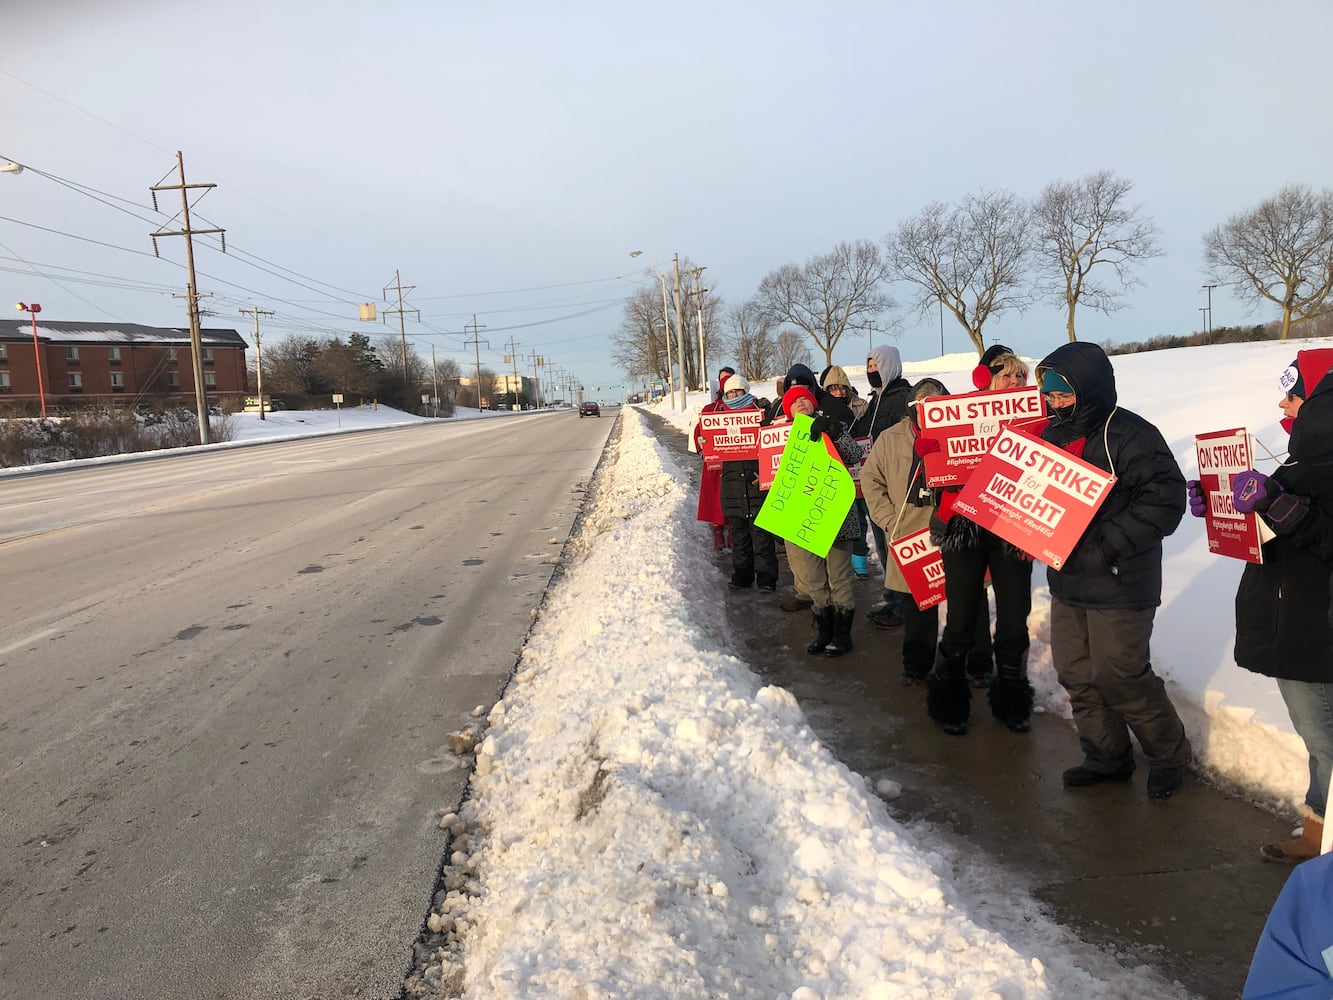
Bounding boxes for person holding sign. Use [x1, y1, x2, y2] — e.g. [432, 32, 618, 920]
[691, 367, 735, 552]
[778, 386, 864, 657]
[717, 375, 778, 593]
[863, 377, 954, 684]
[1194, 353, 1333, 862]
[922, 348, 1039, 735]
[1036, 342, 1192, 800]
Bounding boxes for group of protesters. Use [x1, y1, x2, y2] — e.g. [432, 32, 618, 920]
[694, 341, 1333, 834]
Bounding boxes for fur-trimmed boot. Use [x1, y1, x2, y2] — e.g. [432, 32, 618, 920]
[806, 607, 835, 655]
[988, 652, 1035, 732]
[1261, 815, 1324, 864]
[824, 607, 855, 657]
[926, 649, 971, 735]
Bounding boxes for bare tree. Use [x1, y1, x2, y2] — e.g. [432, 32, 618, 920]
[1203, 183, 1333, 340]
[611, 285, 671, 382]
[726, 300, 778, 379]
[263, 335, 326, 394]
[774, 329, 812, 374]
[886, 190, 1032, 356]
[754, 240, 895, 368]
[1033, 170, 1162, 342]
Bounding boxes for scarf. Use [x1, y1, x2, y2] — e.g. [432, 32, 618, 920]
[723, 393, 754, 411]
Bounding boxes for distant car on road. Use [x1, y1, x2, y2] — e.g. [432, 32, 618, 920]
[579, 401, 600, 417]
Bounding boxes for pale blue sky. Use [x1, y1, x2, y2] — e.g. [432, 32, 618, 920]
[5, 0, 1331, 395]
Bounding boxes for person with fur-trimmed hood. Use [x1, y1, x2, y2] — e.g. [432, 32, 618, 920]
[1037, 341, 1192, 800]
[1192, 349, 1333, 860]
[922, 345, 1039, 735]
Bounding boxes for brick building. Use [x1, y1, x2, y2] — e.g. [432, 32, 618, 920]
[0, 321, 249, 412]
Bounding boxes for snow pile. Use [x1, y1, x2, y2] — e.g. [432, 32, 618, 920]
[434, 406, 1188, 999]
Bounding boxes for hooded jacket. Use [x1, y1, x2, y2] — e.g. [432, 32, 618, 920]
[1234, 365, 1333, 682]
[1036, 341, 1185, 610]
[851, 345, 911, 443]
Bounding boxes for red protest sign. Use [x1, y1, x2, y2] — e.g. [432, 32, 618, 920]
[917, 386, 1046, 487]
[758, 424, 791, 490]
[1195, 427, 1263, 564]
[889, 526, 946, 610]
[700, 409, 763, 461]
[950, 425, 1115, 569]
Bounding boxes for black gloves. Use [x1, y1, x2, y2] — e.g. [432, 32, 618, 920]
[808, 414, 830, 442]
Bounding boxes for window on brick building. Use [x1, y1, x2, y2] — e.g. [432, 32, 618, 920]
[204, 372, 217, 388]
[168, 372, 180, 388]
[201, 348, 214, 364]
[0, 371, 9, 390]
[110, 372, 124, 390]
[66, 346, 80, 362]
[0, 343, 7, 361]
[68, 372, 83, 390]
[108, 346, 121, 363]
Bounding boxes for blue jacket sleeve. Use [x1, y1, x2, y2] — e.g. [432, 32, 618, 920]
[1243, 853, 1333, 998]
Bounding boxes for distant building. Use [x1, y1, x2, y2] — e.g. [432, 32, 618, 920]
[0, 320, 248, 411]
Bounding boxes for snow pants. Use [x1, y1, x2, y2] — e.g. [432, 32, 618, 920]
[1050, 600, 1192, 772]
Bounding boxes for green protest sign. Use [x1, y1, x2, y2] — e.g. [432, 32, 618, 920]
[754, 412, 856, 558]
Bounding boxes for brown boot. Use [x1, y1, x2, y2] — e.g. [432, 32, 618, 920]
[1260, 816, 1324, 864]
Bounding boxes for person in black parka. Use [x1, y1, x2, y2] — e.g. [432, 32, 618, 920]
[1215, 352, 1333, 862]
[1036, 341, 1192, 799]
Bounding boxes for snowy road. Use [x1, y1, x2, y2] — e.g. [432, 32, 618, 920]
[0, 412, 612, 999]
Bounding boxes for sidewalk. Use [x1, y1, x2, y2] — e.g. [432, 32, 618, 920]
[646, 409, 1292, 1000]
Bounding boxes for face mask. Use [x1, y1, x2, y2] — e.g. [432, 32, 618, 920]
[867, 370, 883, 389]
[1049, 403, 1076, 424]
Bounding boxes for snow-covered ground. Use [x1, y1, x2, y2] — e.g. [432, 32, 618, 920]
[416, 340, 1325, 999]
[9, 349, 1313, 997]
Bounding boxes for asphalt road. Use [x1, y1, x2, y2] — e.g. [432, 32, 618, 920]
[0, 411, 613, 999]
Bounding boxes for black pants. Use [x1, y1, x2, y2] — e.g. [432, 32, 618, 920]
[898, 589, 938, 678]
[727, 515, 778, 588]
[939, 536, 1032, 662]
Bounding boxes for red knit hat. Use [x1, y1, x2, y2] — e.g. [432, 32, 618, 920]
[781, 386, 818, 421]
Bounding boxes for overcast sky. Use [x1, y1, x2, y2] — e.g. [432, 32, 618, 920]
[5, 0, 1332, 393]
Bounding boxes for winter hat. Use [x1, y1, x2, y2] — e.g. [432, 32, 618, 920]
[781, 386, 818, 421]
[972, 344, 1015, 390]
[785, 364, 818, 390]
[723, 373, 751, 395]
[912, 377, 950, 402]
[1279, 358, 1304, 399]
[1041, 369, 1075, 394]
[822, 365, 852, 389]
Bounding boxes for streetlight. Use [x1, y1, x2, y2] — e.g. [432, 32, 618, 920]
[0, 161, 23, 175]
[15, 302, 48, 418]
[1201, 284, 1217, 336]
[629, 250, 678, 409]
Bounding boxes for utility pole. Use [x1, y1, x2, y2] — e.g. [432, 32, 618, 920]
[239, 306, 274, 420]
[688, 266, 707, 393]
[464, 314, 488, 411]
[1199, 306, 1209, 333]
[383, 270, 419, 392]
[528, 352, 545, 410]
[150, 151, 224, 445]
[430, 343, 440, 417]
[1201, 283, 1217, 336]
[672, 253, 686, 410]
[504, 336, 522, 410]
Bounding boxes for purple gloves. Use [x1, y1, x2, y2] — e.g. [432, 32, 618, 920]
[1232, 470, 1282, 515]
[1186, 480, 1207, 518]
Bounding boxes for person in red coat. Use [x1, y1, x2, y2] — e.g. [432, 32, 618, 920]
[693, 367, 735, 551]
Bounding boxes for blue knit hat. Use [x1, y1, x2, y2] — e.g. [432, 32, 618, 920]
[1041, 369, 1074, 394]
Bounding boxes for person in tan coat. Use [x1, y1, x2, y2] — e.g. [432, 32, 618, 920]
[861, 378, 949, 683]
